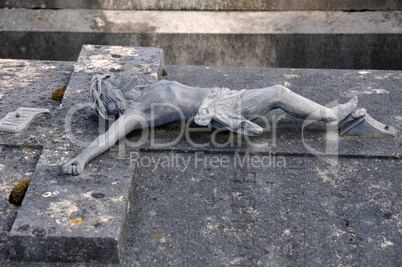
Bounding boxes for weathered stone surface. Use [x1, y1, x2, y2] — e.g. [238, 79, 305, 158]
[0, 59, 74, 146]
[1, 0, 401, 11]
[0, 59, 74, 265]
[0, 145, 41, 263]
[122, 152, 401, 266]
[119, 65, 401, 266]
[1, 53, 400, 265]
[1, 9, 401, 69]
[7, 45, 164, 263]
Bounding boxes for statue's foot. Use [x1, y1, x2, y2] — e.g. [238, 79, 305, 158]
[237, 120, 264, 136]
[328, 96, 358, 128]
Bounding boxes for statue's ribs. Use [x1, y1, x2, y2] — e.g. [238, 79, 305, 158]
[0, 107, 50, 133]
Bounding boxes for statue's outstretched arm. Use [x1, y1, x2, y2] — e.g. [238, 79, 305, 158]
[63, 111, 145, 175]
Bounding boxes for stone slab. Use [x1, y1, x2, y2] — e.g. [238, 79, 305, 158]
[0, 145, 41, 263]
[1, 59, 401, 265]
[0, 59, 74, 264]
[119, 65, 401, 265]
[8, 45, 164, 263]
[1, 9, 401, 69]
[2, 9, 402, 34]
[122, 151, 401, 266]
[0, 59, 74, 134]
[1, 0, 401, 11]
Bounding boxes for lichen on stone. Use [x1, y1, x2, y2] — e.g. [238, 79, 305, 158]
[9, 179, 31, 206]
[51, 85, 67, 101]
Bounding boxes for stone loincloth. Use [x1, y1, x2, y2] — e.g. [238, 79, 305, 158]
[194, 87, 263, 136]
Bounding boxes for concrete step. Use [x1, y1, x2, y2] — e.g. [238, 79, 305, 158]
[1, 8, 402, 69]
[1, 0, 401, 11]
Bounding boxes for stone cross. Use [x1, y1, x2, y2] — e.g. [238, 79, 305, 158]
[3, 45, 164, 263]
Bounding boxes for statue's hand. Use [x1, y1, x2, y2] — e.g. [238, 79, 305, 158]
[63, 157, 85, 176]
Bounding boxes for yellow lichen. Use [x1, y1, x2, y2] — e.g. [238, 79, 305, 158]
[68, 214, 86, 226]
[51, 85, 67, 101]
[69, 218, 83, 226]
[9, 179, 31, 206]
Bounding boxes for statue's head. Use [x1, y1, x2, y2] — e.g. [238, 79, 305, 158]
[89, 74, 128, 120]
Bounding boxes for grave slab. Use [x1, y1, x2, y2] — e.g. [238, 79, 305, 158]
[122, 151, 401, 266]
[0, 59, 74, 264]
[119, 65, 401, 266]
[2, 52, 401, 265]
[8, 45, 164, 263]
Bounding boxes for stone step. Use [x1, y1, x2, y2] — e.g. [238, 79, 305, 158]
[1, 8, 402, 70]
[1, 0, 401, 11]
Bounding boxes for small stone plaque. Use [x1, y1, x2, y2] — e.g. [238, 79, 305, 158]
[0, 107, 50, 134]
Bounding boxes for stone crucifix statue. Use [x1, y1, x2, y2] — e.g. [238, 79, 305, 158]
[63, 74, 358, 175]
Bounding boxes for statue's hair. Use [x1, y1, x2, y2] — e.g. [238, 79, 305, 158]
[89, 74, 128, 120]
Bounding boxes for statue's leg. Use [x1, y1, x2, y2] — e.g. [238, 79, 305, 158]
[240, 85, 357, 125]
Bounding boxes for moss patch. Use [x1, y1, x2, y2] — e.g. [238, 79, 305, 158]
[151, 232, 164, 240]
[9, 179, 31, 206]
[51, 85, 67, 101]
[162, 69, 168, 77]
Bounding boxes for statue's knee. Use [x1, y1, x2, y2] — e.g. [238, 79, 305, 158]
[272, 85, 291, 101]
[155, 80, 173, 88]
[273, 85, 291, 94]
